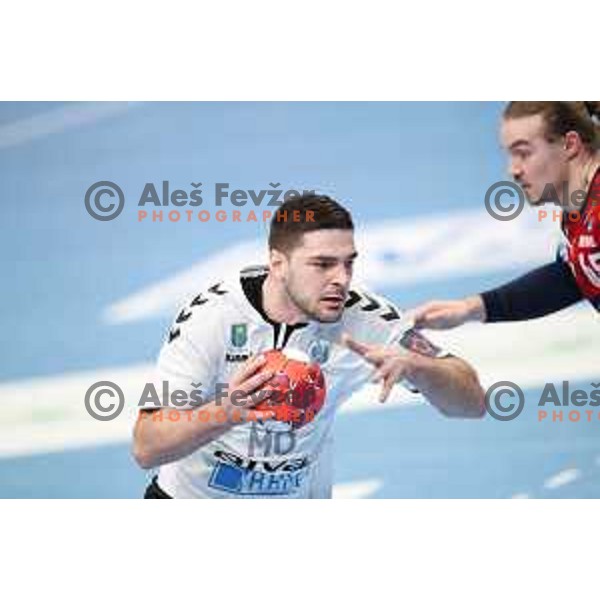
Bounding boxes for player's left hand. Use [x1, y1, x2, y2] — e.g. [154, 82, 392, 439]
[342, 334, 416, 403]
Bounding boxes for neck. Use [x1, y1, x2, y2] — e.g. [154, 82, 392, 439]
[564, 152, 600, 212]
[262, 274, 307, 325]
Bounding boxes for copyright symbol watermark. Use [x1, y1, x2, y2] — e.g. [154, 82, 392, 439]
[84, 381, 125, 421]
[484, 181, 525, 221]
[85, 181, 125, 221]
[485, 381, 525, 421]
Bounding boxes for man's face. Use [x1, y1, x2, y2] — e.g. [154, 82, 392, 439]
[274, 229, 357, 323]
[501, 114, 569, 205]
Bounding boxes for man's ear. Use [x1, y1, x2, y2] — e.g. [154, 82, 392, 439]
[563, 130, 584, 159]
[269, 248, 288, 279]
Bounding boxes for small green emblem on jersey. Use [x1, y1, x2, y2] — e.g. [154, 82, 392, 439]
[231, 323, 248, 348]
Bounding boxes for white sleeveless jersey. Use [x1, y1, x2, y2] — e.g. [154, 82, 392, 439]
[152, 266, 445, 498]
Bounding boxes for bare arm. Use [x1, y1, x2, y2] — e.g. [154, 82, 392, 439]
[134, 402, 237, 469]
[410, 295, 486, 330]
[412, 261, 583, 329]
[400, 353, 485, 418]
[132, 355, 274, 469]
[343, 336, 485, 419]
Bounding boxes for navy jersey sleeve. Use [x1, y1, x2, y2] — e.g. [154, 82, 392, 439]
[481, 261, 583, 322]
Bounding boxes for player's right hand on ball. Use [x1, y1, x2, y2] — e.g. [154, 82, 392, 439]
[411, 296, 486, 330]
[223, 354, 276, 419]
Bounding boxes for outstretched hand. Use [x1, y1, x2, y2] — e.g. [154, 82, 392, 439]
[410, 296, 486, 330]
[342, 334, 415, 403]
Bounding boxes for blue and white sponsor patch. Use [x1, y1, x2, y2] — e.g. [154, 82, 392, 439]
[208, 462, 308, 496]
[207, 450, 310, 496]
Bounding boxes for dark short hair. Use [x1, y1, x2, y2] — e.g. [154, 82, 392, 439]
[268, 193, 354, 253]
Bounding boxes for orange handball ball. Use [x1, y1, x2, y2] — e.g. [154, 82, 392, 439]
[253, 349, 326, 429]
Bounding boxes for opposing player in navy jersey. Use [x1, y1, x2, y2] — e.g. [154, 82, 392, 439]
[133, 193, 484, 499]
[413, 101, 600, 329]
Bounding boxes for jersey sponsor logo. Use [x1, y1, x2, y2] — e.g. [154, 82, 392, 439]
[226, 323, 250, 361]
[230, 323, 248, 347]
[225, 352, 250, 362]
[579, 235, 596, 249]
[308, 339, 330, 364]
[399, 328, 443, 358]
[208, 449, 309, 496]
[247, 422, 296, 454]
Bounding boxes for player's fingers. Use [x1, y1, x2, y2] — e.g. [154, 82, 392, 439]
[247, 384, 280, 408]
[343, 335, 376, 357]
[238, 369, 274, 396]
[234, 353, 267, 383]
[416, 312, 441, 327]
[415, 309, 453, 329]
[345, 337, 387, 366]
[364, 349, 386, 364]
[379, 375, 396, 403]
[413, 302, 459, 329]
[410, 302, 440, 322]
[228, 381, 276, 413]
[373, 355, 409, 383]
[372, 361, 394, 383]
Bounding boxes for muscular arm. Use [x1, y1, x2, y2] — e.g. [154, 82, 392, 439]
[132, 355, 273, 469]
[133, 402, 237, 469]
[481, 261, 583, 322]
[412, 261, 584, 329]
[404, 354, 485, 418]
[344, 335, 485, 419]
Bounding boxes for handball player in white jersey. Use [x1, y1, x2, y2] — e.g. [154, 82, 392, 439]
[133, 193, 485, 499]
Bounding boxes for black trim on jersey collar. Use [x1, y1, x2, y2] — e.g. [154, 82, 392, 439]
[240, 269, 307, 349]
